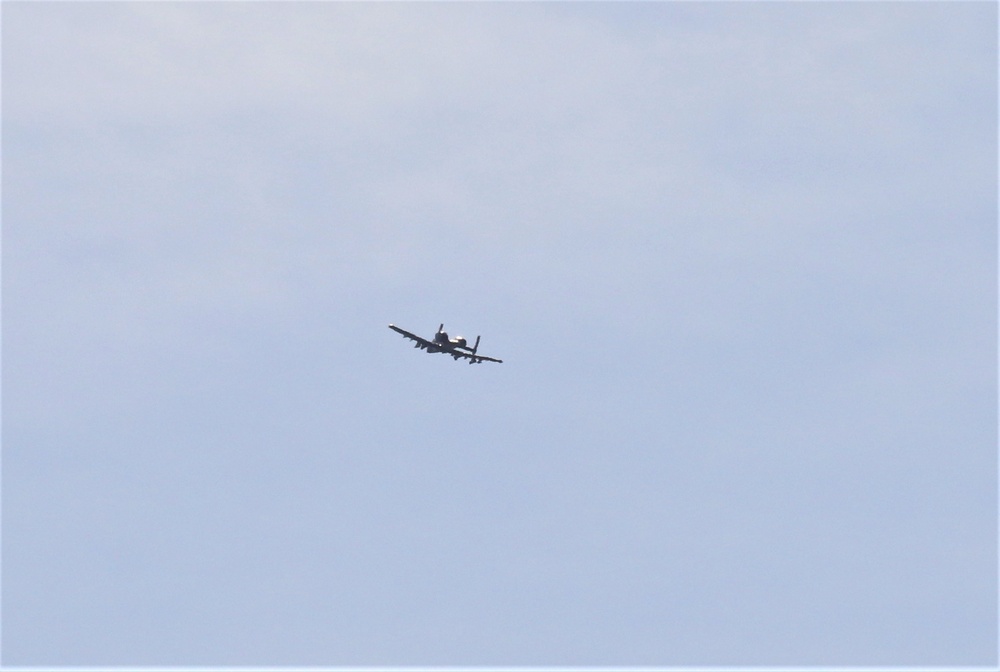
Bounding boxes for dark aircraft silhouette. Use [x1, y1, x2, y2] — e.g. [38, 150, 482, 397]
[388, 323, 503, 364]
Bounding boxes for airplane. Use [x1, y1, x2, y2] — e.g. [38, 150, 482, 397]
[388, 323, 503, 364]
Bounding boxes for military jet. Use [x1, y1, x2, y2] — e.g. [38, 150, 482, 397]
[388, 323, 503, 364]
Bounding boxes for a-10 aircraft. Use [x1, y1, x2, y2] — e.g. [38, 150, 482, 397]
[388, 323, 503, 364]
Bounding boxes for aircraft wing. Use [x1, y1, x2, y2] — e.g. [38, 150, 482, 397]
[388, 324, 434, 349]
[450, 349, 503, 364]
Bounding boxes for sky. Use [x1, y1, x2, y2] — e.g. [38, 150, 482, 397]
[2, 1, 997, 667]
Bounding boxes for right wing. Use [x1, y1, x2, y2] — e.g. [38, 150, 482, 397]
[449, 349, 503, 364]
[388, 324, 434, 349]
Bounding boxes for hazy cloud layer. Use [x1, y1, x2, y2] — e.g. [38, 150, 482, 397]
[4, 2, 996, 666]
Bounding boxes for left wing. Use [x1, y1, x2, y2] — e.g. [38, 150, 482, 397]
[388, 324, 434, 349]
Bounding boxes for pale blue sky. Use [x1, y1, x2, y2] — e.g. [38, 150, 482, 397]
[3, 2, 997, 667]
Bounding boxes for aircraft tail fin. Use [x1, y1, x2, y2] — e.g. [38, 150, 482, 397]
[472, 335, 480, 354]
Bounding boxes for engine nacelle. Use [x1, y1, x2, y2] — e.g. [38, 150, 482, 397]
[454, 337, 467, 347]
